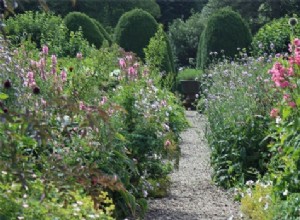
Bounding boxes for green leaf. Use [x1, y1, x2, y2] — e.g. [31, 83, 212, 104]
[296, 97, 300, 107]
[282, 107, 291, 120]
[0, 93, 8, 100]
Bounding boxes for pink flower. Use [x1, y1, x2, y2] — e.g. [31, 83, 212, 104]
[283, 94, 290, 101]
[270, 108, 279, 118]
[26, 71, 35, 87]
[128, 66, 137, 79]
[100, 96, 107, 105]
[76, 52, 83, 59]
[119, 58, 126, 68]
[61, 69, 67, 82]
[294, 38, 300, 47]
[126, 55, 132, 61]
[42, 45, 48, 55]
[79, 101, 86, 110]
[164, 139, 172, 148]
[289, 101, 296, 108]
[51, 55, 57, 65]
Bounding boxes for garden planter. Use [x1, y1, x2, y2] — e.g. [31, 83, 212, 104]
[180, 80, 200, 109]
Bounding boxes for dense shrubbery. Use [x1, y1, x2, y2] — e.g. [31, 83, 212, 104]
[0, 17, 187, 218]
[91, 18, 112, 45]
[205, 36, 300, 218]
[252, 16, 300, 55]
[197, 8, 252, 69]
[114, 9, 158, 60]
[168, 12, 205, 67]
[5, 11, 91, 57]
[144, 25, 176, 84]
[64, 12, 104, 48]
[202, 52, 277, 188]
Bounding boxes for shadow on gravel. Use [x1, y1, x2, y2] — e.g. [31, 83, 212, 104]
[144, 208, 199, 220]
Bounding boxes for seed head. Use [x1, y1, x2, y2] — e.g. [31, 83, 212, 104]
[4, 80, 11, 89]
[33, 86, 40, 94]
[289, 18, 298, 27]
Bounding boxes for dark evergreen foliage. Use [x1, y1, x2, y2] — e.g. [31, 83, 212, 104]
[64, 11, 104, 48]
[196, 8, 252, 69]
[114, 9, 158, 59]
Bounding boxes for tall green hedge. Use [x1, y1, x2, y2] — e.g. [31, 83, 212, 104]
[252, 16, 300, 55]
[114, 9, 158, 59]
[90, 18, 112, 45]
[196, 8, 252, 69]
[64, 12, 104, 48]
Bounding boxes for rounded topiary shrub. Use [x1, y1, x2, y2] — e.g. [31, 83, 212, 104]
[90, 18, 112, 45]
[114, 8, 158, 59]
[64, 12, 104, 48]
[252, 16, 300, 55]
[196, 8, 252, 69]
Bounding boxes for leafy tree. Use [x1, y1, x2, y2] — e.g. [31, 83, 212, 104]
[168, 12, 205, 67]
[14, 0, 161, 29]
[156, 0, 208, 27]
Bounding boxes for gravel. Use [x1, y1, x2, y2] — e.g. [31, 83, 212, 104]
[144, 111, 240, 220]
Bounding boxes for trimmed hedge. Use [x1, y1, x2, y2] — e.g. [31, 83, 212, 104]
[252, 16, 300, 55]
[64, 12, 104, 48]
[114, 9, 158, 59]
[90, 18, 112, 45]
[196, 8, 252, 69]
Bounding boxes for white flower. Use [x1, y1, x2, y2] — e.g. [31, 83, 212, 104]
[283, 189, 288, 196]
[264, 202, 269, 210]
[246, 180, 254, 186]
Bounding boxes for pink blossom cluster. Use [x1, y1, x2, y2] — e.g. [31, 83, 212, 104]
[118, 53, 141, 80]
[268, 62, 292, 88]
[269, 38, 300, 118]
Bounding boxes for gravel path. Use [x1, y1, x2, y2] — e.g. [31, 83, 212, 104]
[144, 111, 240, 220]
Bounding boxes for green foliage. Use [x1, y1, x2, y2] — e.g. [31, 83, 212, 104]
[0, 33, 187, 219]
[5, 11, 91, 57]
[241, 182, 275, 220]
[196, 8, 252, 69]
[90, 18, 112, 45]
[64, 12, 104, 48]
[114, 9, 158, 59]
[157, 0, 207, 26]
[252, 16, 300, 55]
[168, 12, 205, 67]
[0, 176, 114, 219]
[176, 68, 202, 81]
[203, 52, 276, 188]
[15, 0, 161, 29]
[273, 193, 300, 219]
[144, 24, 176, 88]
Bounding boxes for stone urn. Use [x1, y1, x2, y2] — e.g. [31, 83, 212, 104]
[180, 80, 200, 109]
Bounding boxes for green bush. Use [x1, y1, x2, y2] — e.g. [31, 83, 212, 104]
[176, 68, 202, 81]
[203, 52, 276, 188]
[168, 12, 205, 67]
[5, 11, 91, 57]
[5, 11, 68, 55]
[252, 16, 300, 55]
[64, 12, 104, 48]
[196, 8, 252, 69]
[91, 18, 112, 44]
[114, 9, 158, 59]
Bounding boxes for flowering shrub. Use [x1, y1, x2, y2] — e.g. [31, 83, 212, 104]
[0, 28, 187, 219]
[203, 51, 277, 188]
[239, 37, 300, 219]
